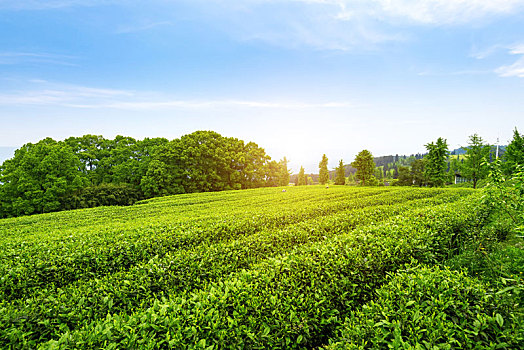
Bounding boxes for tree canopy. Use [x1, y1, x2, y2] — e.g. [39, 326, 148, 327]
[297, 166, 306, 186]
[0, 138, 87, 217]
[0, 131, 288, 218]
[335, 160, 345, 185]
[503, 128, 524, 175]
[318, 154, 329, 185]
[424, 138, 449, 187]
[461, 134, 490, 189]
[351, 150, 375, 186]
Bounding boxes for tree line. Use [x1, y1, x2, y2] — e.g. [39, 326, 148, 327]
[395, 129, 523, 188]
[0, 131, 290, 218]
[293, 128, 523, 188]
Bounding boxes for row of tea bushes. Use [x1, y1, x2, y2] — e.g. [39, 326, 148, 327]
[0, 187, 451, 302]
[323, 265, 523, 349]
[44, 194, 487, 349]
[0, 191, 463, 346]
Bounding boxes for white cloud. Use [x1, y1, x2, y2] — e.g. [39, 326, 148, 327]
[115, 20, 174, 34]
[200, 0, 524, 51]
[0, 82, 132, 106]
[0, 81, 353, 110]
[87, 100, 353, 110]
[369, 0, 524, 25]
[0, 52, 78, 66]
[0, 0, 112, 10]
[496, 44, 524, 78]
[4, 1, 522, 51]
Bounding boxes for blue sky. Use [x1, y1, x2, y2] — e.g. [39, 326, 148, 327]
[1, 0, 523, 173]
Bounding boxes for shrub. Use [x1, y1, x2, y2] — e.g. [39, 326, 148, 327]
[62, 183, 142, 209]
[325, 265, 523, 349]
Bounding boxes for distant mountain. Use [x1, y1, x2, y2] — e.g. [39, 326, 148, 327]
[0, 147, 16, 164]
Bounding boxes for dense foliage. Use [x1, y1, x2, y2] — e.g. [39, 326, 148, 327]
[297, 166, 306, 186]
[335, 159, 345, 185]
[319, 154, 329, 185]
[351, 149, 375, 185]
[503, 128, 524, 176]
[1, 186, 520, 348]
[460, 134, 490, 189]
[424, 137, 449, 187]
[0, 131, 289, 218]
[325, 265, 522, 349]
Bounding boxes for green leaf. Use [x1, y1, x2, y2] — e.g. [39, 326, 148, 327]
[495, 313, 504, 327]
[496, 286, 515, 295]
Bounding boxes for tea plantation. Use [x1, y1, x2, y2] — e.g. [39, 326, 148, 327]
[0, 186, 522, 349]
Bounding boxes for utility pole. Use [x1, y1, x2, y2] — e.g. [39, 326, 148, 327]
[496, 137, 500, 159]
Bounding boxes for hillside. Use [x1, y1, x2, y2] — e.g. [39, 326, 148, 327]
[1, 186, 521, 348]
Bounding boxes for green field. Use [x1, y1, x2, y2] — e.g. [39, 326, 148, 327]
[1, 186, 522, 349]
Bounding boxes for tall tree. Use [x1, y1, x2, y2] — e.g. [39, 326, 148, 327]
[351, 150, 375, 186]
[461, 133, 490, 188]
[242, 141, 270, 189]
[297, 166, 306, 186]
[278, 157, 291, 186]
[424, 137, 449, 187]
[396, 166, 413, 186]
[411, 159, 426, 187]
[374, 166, 384, 181]
[503, 128, 524, 175]
[334, 159, 345, 185]
[318, 154, 329, 185]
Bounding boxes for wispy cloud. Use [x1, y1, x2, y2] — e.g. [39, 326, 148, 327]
[0, 81, 354, 110]
[0, 80, 132, 105]
[115, 20, 174, 34]
[368, 0, 524, 25]
[200, 0, 524, 51]
[470, 44, 506, 60]
[0, 52, 78, 66]
[417, 69, 491, 76]
[80, 100, 353, 110]
[0, 0, 111, 10]
[496, 44, 524, 78]
[4, 1, 523, 51]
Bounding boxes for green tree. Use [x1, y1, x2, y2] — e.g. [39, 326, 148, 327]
[140, 131, 272, 196]
[485, 159, 524, 232]
[140, 144, 185, 197]
[351, 150, 375, 186]
[278, 157, 291, 186]
[0, 138, 87, 217]
[503, 128, 524, 175]
[424, 138, 449, 187]
[242, 141, 270, 189]
[397, 166, 413, 186]
[318, 154, 329, 185]
[412, 159, 426, 187]
[461, 133, 490, 188]
[65, 134, 106, 174]
[374, 166, 384, 182]
[265, 160, 282, 187]
[297, 166, 306, 186]
[334, 160, 345, 185]
[307, 176, 314, 185]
